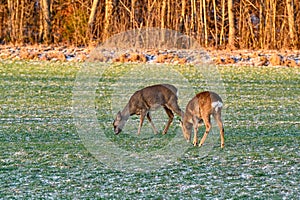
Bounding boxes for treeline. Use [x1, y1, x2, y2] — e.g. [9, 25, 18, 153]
[0, 0, 299, 49]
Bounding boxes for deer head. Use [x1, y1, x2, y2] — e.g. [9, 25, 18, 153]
[113, 111, 126, 134]
[180, 120, 192, 142]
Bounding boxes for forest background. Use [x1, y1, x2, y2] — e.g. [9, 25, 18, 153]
[0, 0, 299, 49]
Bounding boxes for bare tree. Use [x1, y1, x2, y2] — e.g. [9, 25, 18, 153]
[103, 0, 113, 41]
[287, 0, 295, 47]
[161, 0, 167, 29]
[202, 0, 208, 47]
[259, 0, 264, 48]
[41, 0, 52, 44]
[190, 0, 196, 34]
[180, 0, 186, 32]
[160, 0, 167, 42]
[212, 0, 218, 47]
[0, 0, 299, 48]
[7, 0, 15, 42]
[131, 0, 136, 28]
[88, 0, 100, 40]
[228, 0, 235, 49]
[219, 0, 226, 46]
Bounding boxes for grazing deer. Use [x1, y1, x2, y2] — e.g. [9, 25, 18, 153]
[113, 84, 184, 135]
[180, 91, 225, 148]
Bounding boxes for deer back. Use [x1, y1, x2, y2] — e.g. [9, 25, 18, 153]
[196, 91, 223, 115]
[128, 84, 179, 115]
[184, 91, 223, 121]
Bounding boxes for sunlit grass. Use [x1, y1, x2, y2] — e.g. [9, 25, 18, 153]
[0, 61, 299, 199]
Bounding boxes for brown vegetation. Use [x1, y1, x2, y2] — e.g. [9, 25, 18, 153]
[0, 0, 299, 49]
[1, 45, 299, 67]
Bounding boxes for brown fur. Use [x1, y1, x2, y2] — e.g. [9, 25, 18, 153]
[180, 91, 225, 148]
[113, 84, 184, 135]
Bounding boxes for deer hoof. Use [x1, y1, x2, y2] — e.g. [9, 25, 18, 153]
[198, 143, 203, 147]
[221, 144, 225, 148]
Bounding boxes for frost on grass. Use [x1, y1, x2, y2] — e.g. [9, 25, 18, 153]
[1, 62, 299, 199]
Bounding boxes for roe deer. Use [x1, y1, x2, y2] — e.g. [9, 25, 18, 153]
[180, 91, 225, 148]
[113, 84, 184, 135]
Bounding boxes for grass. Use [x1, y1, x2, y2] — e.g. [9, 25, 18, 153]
[0, 60, 299, 199]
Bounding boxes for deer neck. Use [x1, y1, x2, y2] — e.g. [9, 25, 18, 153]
[120, 103, 130, 121]
[183, 111, 193, 125]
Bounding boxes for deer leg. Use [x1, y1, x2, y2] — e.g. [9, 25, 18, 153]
[146, 112, 158, 134]
[199, 115, 211, 147]
[214, 113, 225, 148]
[137, 112, 146, 135]
[192, 116, 199, 146]
[162, 107, 174, 134]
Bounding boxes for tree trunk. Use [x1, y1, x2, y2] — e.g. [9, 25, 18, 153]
[259, 1, 264, 48]
[88, 0, 100, 40]
[228, 0, 235, 49]
[180, 0, 186, 33]
[167, 0, 171, 28]
[7, 0, 14, 42]
[212, 0, 218, 47]
[131, 0, 135, 28]
[271, 0, 276, 48]
[41, 0, 51, 44]
[219, 0, 225, 46]
[287, 0, 295, 47]
[191, 0, 196, 34]
[103, 0, 113, 41]
[161, 0, 167, 29]
[202, 0, 208, 47]
[160, 0, 167, 43]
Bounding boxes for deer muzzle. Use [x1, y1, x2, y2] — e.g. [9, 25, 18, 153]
[114, 127, 122, 135]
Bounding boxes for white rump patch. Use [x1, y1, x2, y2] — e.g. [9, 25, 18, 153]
[211, 101, 223, 112]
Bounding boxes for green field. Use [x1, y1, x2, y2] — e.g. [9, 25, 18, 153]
[1, 60, 299, 199]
